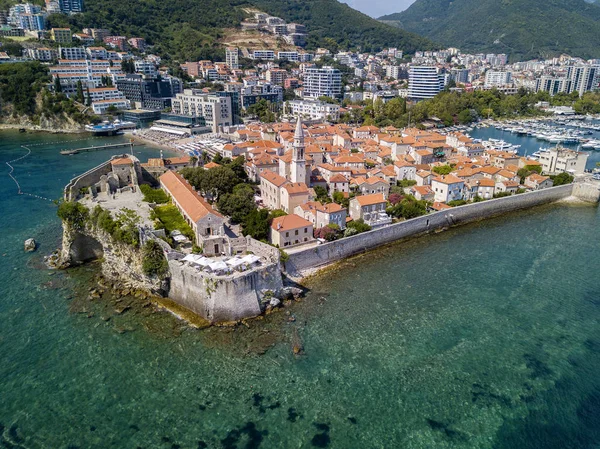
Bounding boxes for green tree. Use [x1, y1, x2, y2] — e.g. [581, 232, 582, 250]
[142, 240, 168, 277]
[54, 76, 62, 93]
[85, 86, 92, 107]
[242, 208, 270, 241]
[76, 80, 84, 103]
[551, 172, 574, 186]
[57, 201, 89, 229]
[217, 184, 256, 223]
[432, 165, 453, 176]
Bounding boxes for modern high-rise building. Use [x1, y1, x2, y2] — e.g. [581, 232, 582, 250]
[408, 66, 446, 100]
[536, 76, 567, 95]
[171, 89, 234, 133]
[303, 66, 342, 99]
[58, 0, 83, 13]
[116, 74, 180, 111]
[536, 66, 599, 97]
[225, 47, 239, 69]
[450, 68, 469, 84]
[566, 66, 599, 97]
[484, 71, 513, 88]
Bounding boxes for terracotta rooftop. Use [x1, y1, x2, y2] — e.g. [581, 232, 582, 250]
[283, 182, 309, 195]
[111, 157, 133, 166]
[260, 171, 288, 187]
[271, 214, 313, 232]
[353, 193, 386, 206]
[159, 171, 223, 222]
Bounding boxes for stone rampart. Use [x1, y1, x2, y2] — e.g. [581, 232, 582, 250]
[64, 159, 114, 201]
[573, 181, 600, 203]
[168, 259, 283, 323]
[286, 184, 575, 276]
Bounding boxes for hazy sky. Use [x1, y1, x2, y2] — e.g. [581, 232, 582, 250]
[340, 0, 417, 17]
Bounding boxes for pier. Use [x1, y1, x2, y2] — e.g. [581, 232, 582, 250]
[60, 142, 135, 155]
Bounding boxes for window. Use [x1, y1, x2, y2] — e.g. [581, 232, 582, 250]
[304, 228, 307, 233]
[295, 230, 299, 236]
[285, 232, 289, 237]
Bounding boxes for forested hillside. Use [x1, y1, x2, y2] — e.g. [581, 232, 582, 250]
[46, 0, 436, 62]
[379, 0, 600, 60]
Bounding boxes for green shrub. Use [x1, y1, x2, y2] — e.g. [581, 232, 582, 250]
[279, 248, 289, 264]
[551, 172, 574, 186]
[398, 179, 417, 188]
[152, 204, 195, 241]
[140, 184, 169, 204]
[57, 201, 89, 229]
[142, 240, 168, 278]
[432, 165, 453, 176]
[345, 219, 371, 235]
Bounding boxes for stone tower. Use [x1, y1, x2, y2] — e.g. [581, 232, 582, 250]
[291, 116, 306, 184]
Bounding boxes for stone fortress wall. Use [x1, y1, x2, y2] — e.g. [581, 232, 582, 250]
[286, 183, 599, 277]
[64, 159, 114, 201]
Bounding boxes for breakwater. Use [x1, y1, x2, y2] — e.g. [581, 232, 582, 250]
[286, 183, 599, 277]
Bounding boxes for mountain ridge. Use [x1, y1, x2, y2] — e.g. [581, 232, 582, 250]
[48, 0, 437, 62]
[379, 0, 600, 61]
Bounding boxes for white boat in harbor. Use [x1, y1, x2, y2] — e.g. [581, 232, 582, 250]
[482, 138, 521, 153]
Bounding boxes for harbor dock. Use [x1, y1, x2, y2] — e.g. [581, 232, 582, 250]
[60, 142, 136, 155]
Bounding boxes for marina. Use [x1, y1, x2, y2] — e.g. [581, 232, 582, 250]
[468, 122, 600, 171]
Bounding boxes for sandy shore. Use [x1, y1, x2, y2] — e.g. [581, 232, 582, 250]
[130, 132, 184, 153]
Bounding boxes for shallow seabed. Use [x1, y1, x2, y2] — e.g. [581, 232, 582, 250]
[1, 130, 600, 448]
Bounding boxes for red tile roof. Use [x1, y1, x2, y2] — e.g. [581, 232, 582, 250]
[159, 171, 223, 222]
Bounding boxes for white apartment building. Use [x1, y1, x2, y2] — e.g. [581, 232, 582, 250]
[484, 71, 513, 88]
[60, 46, 86, 60]
[134, 60, 157, 77]
[87, 87, 126, 102]
[431, 175, 465, 203]
[277, 51, 299, 62]
[538, 148, 589, 175]
[252, 50, 275, 61]
[171, 89, 233, 133]
[27, 47, 57, 61]
[408, 66, 446, 100]
[92, 98, 131, 114]
[385, 65, 401, 80]
[265, 69, 287, 85]
[86, 47, 108, 60]
[225, 47, 239, 69]
[287, 100, 340, 121]
[303, 66, 342, 99]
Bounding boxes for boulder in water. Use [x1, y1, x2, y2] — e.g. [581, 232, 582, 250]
[24, 238, 36, 252]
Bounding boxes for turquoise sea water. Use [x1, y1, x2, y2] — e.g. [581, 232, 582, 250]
[1, 130, 600, 448]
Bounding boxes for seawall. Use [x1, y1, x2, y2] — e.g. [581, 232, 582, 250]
[286, 184, 584, 277]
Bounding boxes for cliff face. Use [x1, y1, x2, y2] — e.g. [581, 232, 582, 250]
[60, 222, 166, 295]
[0, 113, 84, 133]
[59, 220, 286, 324]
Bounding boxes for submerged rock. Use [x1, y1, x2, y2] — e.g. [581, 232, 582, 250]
[281, 286, 303, 299]
[24, 238, 36, 252]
